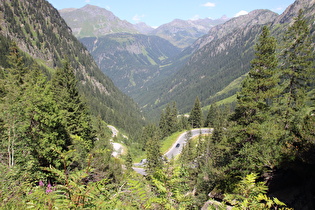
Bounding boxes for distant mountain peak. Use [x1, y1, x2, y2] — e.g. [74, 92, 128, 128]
[150, 17, 229, 48]
[133, 22, 154, 34]
[59, 4, 138, 37]
[59, 8, 76, 13]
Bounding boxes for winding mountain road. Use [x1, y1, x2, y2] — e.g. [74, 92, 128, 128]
[164, 128, 213, 160]
[133, 128, 213, 175]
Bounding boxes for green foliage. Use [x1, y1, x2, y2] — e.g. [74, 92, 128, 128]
[1, 0, 145, 136]
[208, 173, 289, 210]
[0, 44, 70, 175]
[204, 103, 219, 128]
[276, 9, 314, 151]
[189, 96, 203, 128]
[159, 102, 180, 138]
[51, 61, 96, 168]
[145, 125, 163, 175]
[125, 152, 133, 171]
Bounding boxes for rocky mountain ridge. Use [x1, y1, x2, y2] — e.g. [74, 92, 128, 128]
[59, 4, 229, 48]
[150, 17, 229, 48]
[59, 4, 139, 38]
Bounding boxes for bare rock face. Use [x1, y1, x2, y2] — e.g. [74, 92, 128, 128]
[193, 9, 279, 52]
[59, 4, 139, 38]
[273, 0, 315, 25]
[150, 17, 229, 48]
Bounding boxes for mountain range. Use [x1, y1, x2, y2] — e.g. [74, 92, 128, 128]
[2, 0, 314, 126]
[60, 0, 315, 119]
[59, 4, 229, 48]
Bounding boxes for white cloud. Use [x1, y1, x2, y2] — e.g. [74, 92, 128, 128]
[234, 10, 248, 17]
[85, 0, 90, 3]
[202, 2, 216, 8]
[132, 14, 145, 23]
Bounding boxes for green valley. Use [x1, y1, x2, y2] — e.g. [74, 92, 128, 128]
[0, 0, 314, 209]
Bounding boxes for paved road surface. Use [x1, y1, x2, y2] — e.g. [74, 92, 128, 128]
[164, 128, 213, 160]
[133, 128, 213, 175]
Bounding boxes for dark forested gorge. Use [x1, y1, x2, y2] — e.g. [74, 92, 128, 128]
[0, 0, 315, 209]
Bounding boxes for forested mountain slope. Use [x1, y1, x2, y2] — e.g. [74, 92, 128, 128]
[139, 0, 315, 116]
[138, 9, 279, 114]
[0, 0, 144, 133]
[80, 33, 181, 94]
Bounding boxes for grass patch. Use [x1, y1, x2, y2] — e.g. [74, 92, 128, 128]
[161, 131, 185, 154]
[217, 94, 237, 106]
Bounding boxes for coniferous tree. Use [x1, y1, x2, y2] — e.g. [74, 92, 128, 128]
[231, 25, 278, 142]
[277, 10, 314, 149]
[168, 102, 179, 133]
[159, 102, 179, 138]
[227, 25, 281, 174]
[145, 125, 163, 176]
[51, 61, 95, 152]
[22, 65, 71, 171]
[158, 109, 167, 137]
[125, 152, 133, 172]
[188, 97, 202, 128]
[0, 44, 71, 175]
[204, 103, 219, 128]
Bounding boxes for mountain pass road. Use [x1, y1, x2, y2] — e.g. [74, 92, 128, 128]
[164, 128, 213, 160]
[133, 128, 213, 175]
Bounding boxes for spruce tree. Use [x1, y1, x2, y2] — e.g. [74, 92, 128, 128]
[125, 152, 133, 172]
[51, 61, 95, 151]
[188, 97, 202, 128]
[145, 125, 163, 176]
[231, 25, 278, 144]
[169, 102, 179, 133]
[159, 102, 179, 138]
[277, 10, 314, 151]
[227, 26, 281, 174]
[278, 10, 313, 130]
[22, 65, 71, 171]
[0, 44, 26, 167]
[204, 103, 219, 128]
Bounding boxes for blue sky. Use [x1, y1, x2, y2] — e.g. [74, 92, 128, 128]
[47, 0, 295, 27]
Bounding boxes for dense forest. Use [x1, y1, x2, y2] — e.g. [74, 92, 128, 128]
[0, 2, 314, 207]
[0, 0, 145, 136]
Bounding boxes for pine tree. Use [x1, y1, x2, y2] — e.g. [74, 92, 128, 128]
[204, 103, 219, 128]
[51, 61, 95, 151]
[188, 97, 202, 128]
[145, 125, 163, 176]
[158, 109, 167, 137]
[231, 25, 278, 144]
[169, 102, 179, 133]
[226, 26, 282, 174]
[277, 10, 313, 136]
[22, 65, 71, 171]
[0, 44, 71, 174]
[125, 152, 133, 172]
[159, 102, 179, 138]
